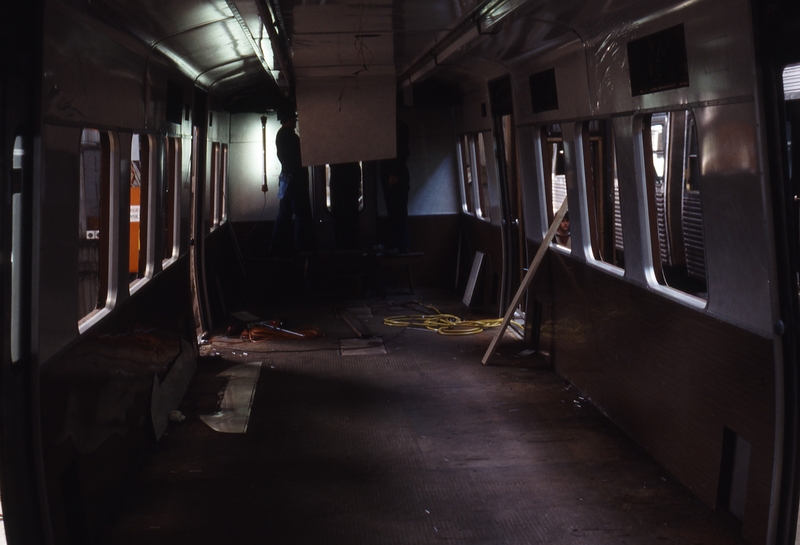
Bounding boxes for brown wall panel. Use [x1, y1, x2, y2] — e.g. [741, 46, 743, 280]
[461, 215, 502, 312]
[40, 258, 196, 544]
[403, 215, 460, 289]
[540, 252, 775, 544]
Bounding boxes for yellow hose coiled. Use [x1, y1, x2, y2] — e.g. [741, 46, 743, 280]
[383, 308, 503, 336]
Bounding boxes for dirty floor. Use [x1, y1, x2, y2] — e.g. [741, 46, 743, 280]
[102, 294, 746, 544]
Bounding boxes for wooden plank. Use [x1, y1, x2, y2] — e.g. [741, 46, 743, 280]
[462, 251, 485, 306]
[482, 197, 567, 365]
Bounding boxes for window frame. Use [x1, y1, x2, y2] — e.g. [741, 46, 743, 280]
[163, 136, 182, 267]
[324, 162, 365, 213]
[638, 110, 708, 306]
[578, 119, 625, 271]
[210, 141, 221, 230]
[457, 132, 492, 221]
[79, 130, 120, 333]
[457, 134, 476, 215]
[475, 132, 491, 221]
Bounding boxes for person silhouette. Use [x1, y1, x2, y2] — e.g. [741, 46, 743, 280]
[269, 108, 313, 256]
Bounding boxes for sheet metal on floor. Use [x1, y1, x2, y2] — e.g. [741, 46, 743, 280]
[102, 297, 746, 545]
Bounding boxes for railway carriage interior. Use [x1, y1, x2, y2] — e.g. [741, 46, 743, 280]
[4, 0, 800, 543]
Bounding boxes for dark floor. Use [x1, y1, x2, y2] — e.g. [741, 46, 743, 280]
[103, 293, 746, 545]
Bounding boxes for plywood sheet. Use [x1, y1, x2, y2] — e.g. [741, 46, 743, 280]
[296, 76, 396, 166]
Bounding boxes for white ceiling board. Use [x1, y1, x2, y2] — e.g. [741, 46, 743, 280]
[292, 4, 394, 35]
[296, 75, 396, 166]
[292, 33, 395, 73]
[294, 65, 396, 79]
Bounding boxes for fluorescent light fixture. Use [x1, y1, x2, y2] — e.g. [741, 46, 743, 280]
[405, 0, 527, 84]
[409, 56, 437, 84]
[437, 24, 480, 64]
[480, 0, 527, 32]
[226, 0, 278, 83]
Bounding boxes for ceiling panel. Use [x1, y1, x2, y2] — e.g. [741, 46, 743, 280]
[275, 0, 485, 77]
[89, 0, 234, 45]
[159, 18, 256, 81]
[63, 0, 708, 110]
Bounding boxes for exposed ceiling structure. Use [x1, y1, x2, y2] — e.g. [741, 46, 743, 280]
[275, 0, 484, 80]
[73, 0, 688, 109]
[75, 0, 696, 112]
[76, 0, 526, 111]
[63, 0, 700, 160]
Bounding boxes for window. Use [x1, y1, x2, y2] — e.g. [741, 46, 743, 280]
[642, 110, 707, 298]
[457, 133, 491, 220]
[78, 129, 113, 326]
[163, 137, 181, 265]
[325, 162, 364, 212]
[475, 132, 491, 220]
[680, 112, 706, 285]
[210, 142, 221, 229]
[458, 135, 475, 214]
[541, 124, 569, 249]
[129, 134, 148, 283]
[11, 137, 24, 362]
[650, 113, 670, 266]
[220, 144, 228, 224]
[627, 24, 689, 97]
[581, 120, 625, 268]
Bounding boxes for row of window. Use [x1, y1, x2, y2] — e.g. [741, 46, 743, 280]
[324, 162, 364, 212]
[78, 130, 228, 331]
[458, 110, 707, 300]
[458, 133, 492, 220]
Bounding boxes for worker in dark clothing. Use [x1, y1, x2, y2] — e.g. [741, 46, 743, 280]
[270, 108, 313, 256]
[379, 120, 410, 253]
[329, 162, 361, 250]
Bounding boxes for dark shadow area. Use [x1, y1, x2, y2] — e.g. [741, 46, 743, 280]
[101, 296, 747, 545]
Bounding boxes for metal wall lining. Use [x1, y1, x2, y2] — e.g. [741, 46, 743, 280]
[457, 87, 493, 135]
[694, 102, 773, 334]
[510, 40, 592, 126]
[462, 55, 510, 83]
[42, 0, 147, 129]
[35, 126, 82, 363]
[145, 55, 196, 137]
[612, 115, 651, 288]
[587, 0, 756, 115]
[516, 125, 548, 242]
[403, 108, 461, 217]
[227, 113, 282, 223]
[457, 0, 775, 334]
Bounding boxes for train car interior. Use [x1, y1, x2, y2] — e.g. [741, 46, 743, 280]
[4, 0, 800, 543]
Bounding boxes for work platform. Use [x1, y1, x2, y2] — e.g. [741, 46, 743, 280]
[102, 292, 745, 545]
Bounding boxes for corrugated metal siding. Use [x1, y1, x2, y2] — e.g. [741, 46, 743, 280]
[655, 180, 670, 265]
[784, 63, 800, 101]
[551, 174, 567, 217]
[613, 179, 624, 252]
[682, 192, 706, 280]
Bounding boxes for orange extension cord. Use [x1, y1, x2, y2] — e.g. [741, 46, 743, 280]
[241, 324, 323, 342]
